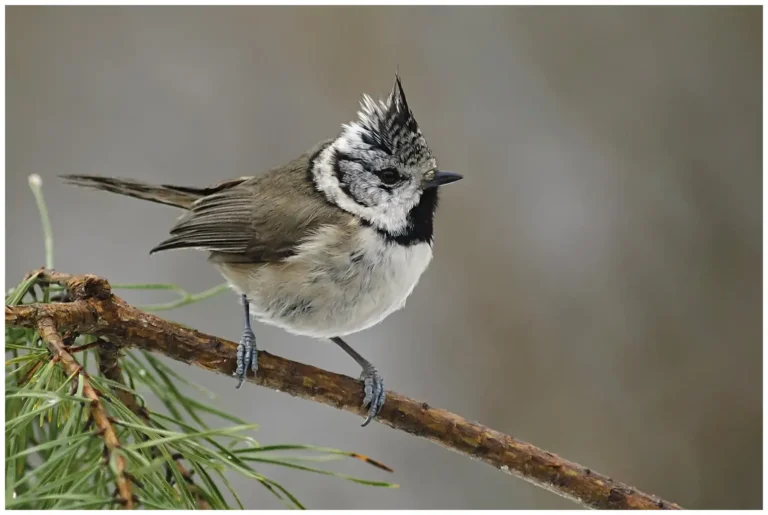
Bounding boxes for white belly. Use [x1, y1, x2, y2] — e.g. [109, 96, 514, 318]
[216, 226, 433, 338]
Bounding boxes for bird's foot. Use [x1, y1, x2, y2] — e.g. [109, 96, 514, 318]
[360, 366, 386, 427]
[235, 327, 258, 389]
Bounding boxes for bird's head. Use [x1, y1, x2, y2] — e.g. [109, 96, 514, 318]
[312, 74, 462, 239]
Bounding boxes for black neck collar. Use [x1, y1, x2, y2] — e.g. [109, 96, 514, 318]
[362, 187, 438, 246]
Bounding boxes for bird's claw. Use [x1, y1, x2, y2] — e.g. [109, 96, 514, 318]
[360, 367, 385, 427]
[235, 327, 257, 389]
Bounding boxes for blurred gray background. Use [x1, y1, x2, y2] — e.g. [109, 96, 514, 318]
[6, 6, 761, 509]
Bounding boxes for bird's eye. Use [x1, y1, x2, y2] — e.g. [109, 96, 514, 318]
[378, 169, 400, 185]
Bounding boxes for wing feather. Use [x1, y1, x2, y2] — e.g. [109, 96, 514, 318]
[150, 189, 254, 254]
[149, 140, 349, 262]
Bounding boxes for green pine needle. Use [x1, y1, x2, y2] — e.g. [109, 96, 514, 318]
[28, 175, 54, 270]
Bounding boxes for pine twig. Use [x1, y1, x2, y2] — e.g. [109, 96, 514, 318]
[35, 317, 133, 509]
[7, 269, 682, 510]
[96, 338, 211, 509]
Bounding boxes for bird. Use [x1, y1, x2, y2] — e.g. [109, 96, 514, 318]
[62, 74, 463, 426]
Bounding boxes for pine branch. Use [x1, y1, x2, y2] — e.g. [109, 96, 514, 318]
[7, 269, 682, 510]
[95, 339, 211, 509]
[35, 317, 133, 509]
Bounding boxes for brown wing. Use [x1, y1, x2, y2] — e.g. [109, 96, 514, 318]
[150, 141, 348, 263]
[150, 186, 257, 255]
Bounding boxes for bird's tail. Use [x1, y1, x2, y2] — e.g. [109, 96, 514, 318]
[61, 175, 246, 209]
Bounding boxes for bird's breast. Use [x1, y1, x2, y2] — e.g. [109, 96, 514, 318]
[216, 225, 433, 338]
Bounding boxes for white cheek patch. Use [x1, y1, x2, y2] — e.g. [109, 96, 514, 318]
[312, 136, 419, 236]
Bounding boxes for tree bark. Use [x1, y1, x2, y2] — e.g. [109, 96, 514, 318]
[6, 269, 683, 510]
[35, 317, 133, 509]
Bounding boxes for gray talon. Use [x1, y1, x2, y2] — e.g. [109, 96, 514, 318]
[235, 294, 257, 389]
[361, 367, 385, 427]
[235, 328, 257, 389]
[329, 336, 384, 427]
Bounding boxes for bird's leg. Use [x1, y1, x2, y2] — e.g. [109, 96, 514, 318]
[330, 337, 385, 427]
[235, 294, 258, 388]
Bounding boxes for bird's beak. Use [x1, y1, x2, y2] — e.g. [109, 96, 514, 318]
[424, 170, 463, 189]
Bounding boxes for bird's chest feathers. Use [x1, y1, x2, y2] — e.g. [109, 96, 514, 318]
[338, 228, 434, 310]
[228, 226, 433, 337]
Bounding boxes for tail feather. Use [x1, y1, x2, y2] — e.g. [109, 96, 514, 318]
[61, 175, 253, 210]
[61, 175, 202, 209]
